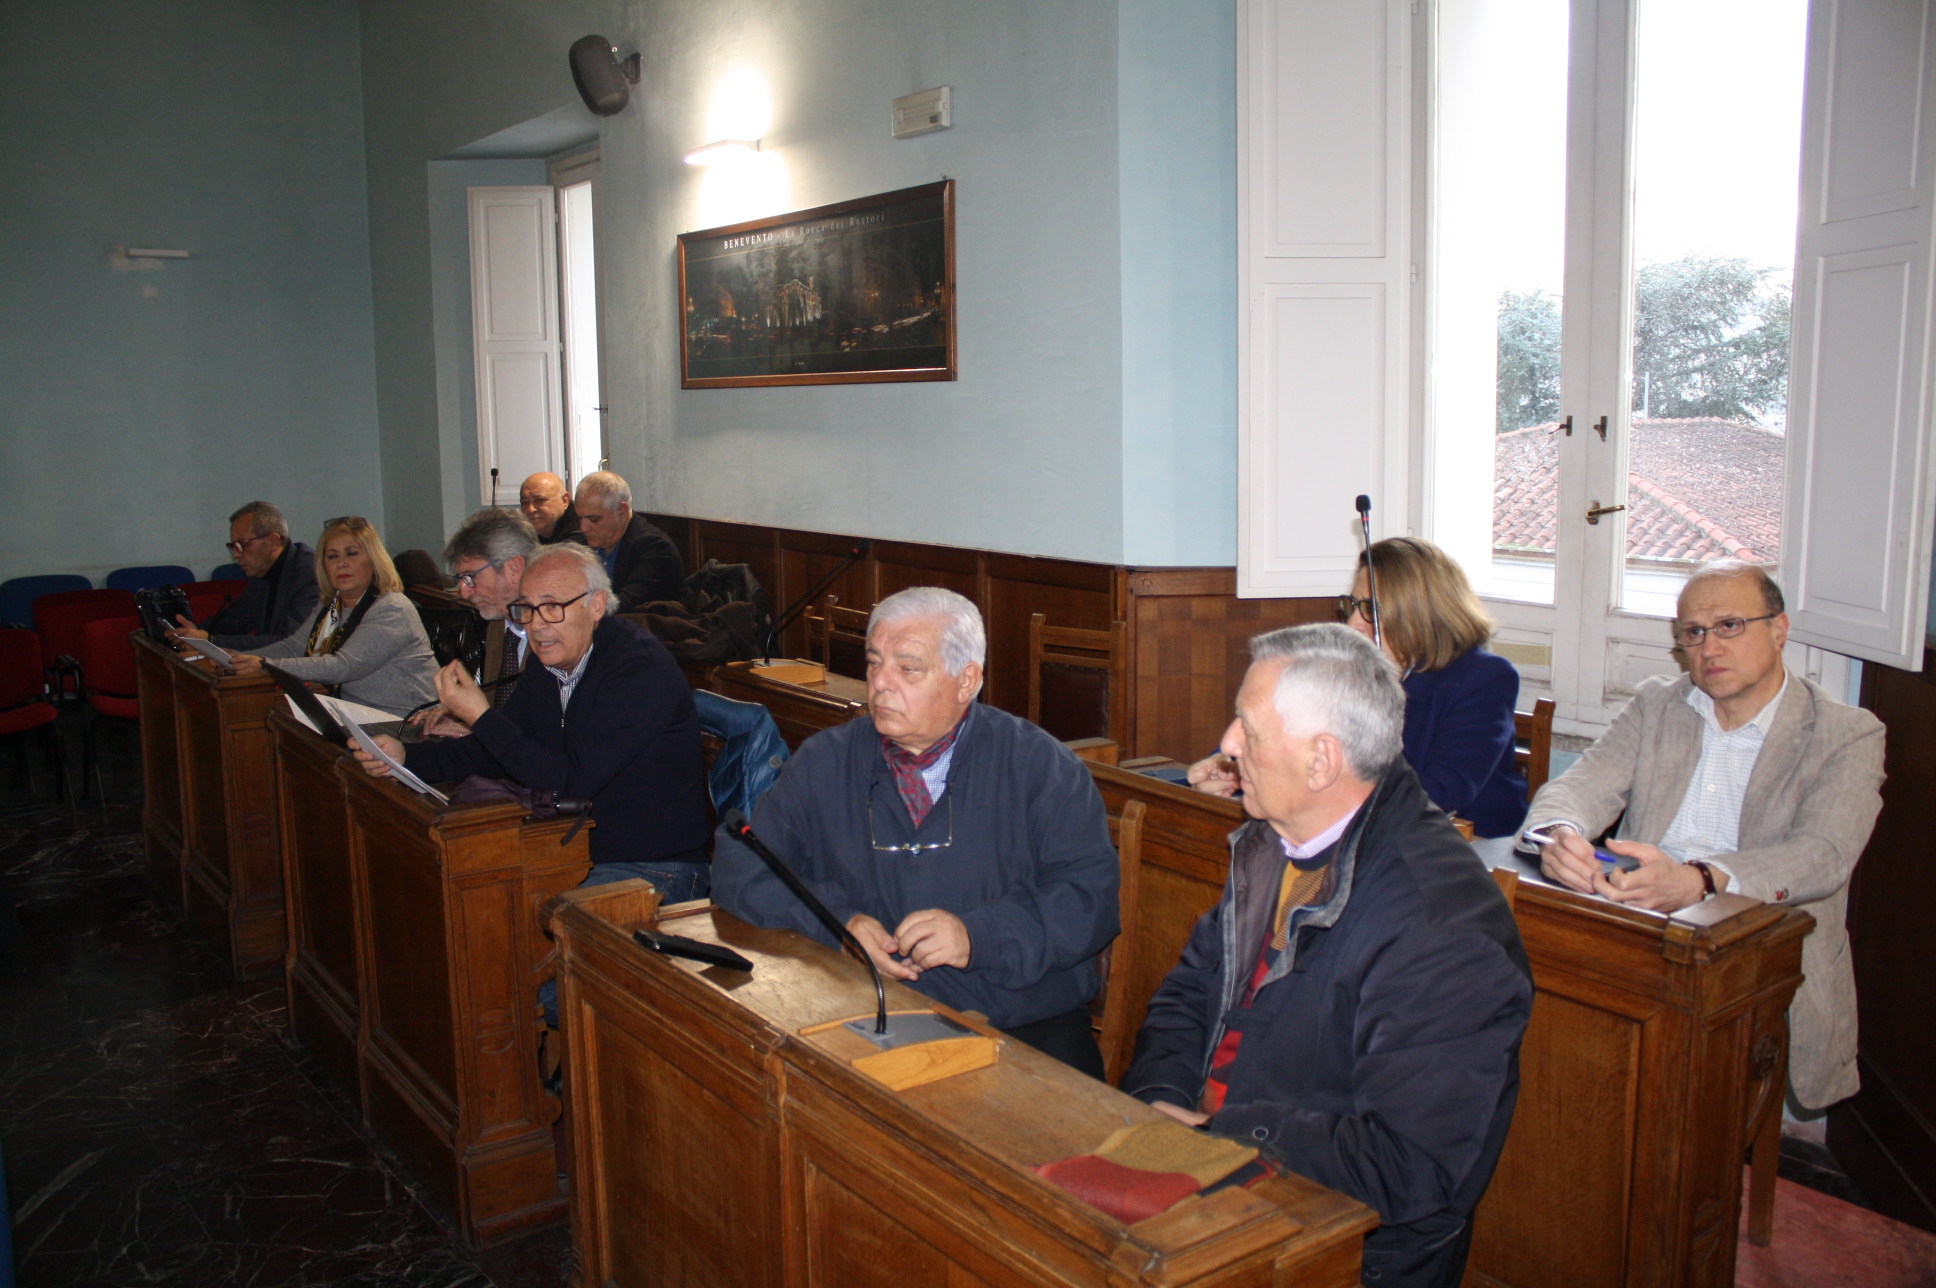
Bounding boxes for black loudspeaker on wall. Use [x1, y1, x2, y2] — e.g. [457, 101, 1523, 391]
[570, 35, 641, 117]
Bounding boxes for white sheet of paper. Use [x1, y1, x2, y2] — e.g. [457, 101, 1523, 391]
[327, 696, 449, 805]
[181, 636, 232, 668]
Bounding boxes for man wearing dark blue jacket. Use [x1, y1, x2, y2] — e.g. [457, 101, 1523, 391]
[172, 501, 319, 651]
[354, 542, 712, 899]
[713, 586, 1119, 1076]
[1122, 624, 1530, 1288]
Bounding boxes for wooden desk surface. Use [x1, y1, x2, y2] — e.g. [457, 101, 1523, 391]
[552, 889, 1375, 1287]
[706, 658, 869, 748]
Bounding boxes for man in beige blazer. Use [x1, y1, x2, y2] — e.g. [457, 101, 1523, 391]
[1525, 561, 1884, 1111]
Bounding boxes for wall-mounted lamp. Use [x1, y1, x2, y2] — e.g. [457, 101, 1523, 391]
[684, 139, 761, 167]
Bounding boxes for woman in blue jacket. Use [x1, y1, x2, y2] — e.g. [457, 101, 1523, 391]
[1190, 537, 1528, 837]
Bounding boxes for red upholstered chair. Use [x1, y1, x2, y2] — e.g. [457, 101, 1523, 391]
[78, 616, 142, 800]
[32, 589, 135, 702]
[0, 627, 69, 806]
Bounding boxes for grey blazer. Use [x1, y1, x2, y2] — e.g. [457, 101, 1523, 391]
[1526, 670, 1884, 1109]
[255, 590, 440, 717]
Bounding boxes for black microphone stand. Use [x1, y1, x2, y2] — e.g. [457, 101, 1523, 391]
[760, 539, 872, 664]
[722, 810, 888, 1033]
[1354, 494, 1383, 652]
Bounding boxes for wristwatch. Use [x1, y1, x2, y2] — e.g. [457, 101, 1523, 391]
[1687, 860, 1717, 899]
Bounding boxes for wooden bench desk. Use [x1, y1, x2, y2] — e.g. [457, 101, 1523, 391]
[1085, 761, 1811, 1288]
[548, 884, 1376, 1288]
[269, 711, 591, 1245]
[134, 632, 286, 979]
[703, 659, 868, 748]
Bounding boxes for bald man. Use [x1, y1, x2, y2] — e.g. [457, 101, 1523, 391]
[519, 472, 586, 545]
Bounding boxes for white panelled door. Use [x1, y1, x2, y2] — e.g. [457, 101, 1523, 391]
[1237, 0, 1413, 598]
[1782, 0, 1936, 671]
[467, 186, 565, 507]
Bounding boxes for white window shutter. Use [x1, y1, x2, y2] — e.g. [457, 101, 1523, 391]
[1782, 0, 1936, 669]
[1237, 0, 1412, 598]
[467, 186, 565, 507]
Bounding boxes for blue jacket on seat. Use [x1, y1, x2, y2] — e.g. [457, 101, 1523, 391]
[712, 703, 1120, 1031]
[1401, 647, 1527, 839]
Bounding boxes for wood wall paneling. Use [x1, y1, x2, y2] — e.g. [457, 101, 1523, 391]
[647, 513, 1333, 761]
[1830, 647, 1936, 1232]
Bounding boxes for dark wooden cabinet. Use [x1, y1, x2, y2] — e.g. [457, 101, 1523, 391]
[270, 714, 590, 1245]
[134, 633, 285, 978]
[1831, 646, 1936, 1232]
[549, 883, 1377, 1288]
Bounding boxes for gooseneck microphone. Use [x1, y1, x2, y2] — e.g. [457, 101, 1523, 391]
[1355, 494, 1384, 652]
[722, 809, 889, 1033]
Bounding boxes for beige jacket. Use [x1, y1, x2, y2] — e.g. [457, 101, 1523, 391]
[1526, 670, 1884, 1109]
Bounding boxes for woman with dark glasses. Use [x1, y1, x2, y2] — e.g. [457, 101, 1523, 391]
[1189, 536, 1528, 838]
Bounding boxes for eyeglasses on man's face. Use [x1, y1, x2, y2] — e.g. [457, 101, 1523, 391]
[506, 591, 590, 625]
[455, 558, 505, 591]
[1673, 613, 1778, 648]
[226, 533, 272, 555]
[1335, 594, 1375, 623]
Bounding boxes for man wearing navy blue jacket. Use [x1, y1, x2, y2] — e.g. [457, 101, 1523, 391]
[712, 586, 1120, 1076]
[353, 542, 712, 900]
[1123, 624, 1530, 1288]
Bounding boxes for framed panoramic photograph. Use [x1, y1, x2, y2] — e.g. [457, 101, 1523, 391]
[677, 180, 956, 389]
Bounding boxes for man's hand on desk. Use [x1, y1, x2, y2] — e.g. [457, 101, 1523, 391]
[1598, 841, 1708, 912]
[406, 703, 473, 739]
[226, 654, 263, 677]
[894, 909, 971, 971]
[167, 615, 208, 649]
[845, 914, 922, 981]
[433, 660, 490, 725]
[1151, 1101, 1211, 1128]
[1539, 829, 1710, 911]
[351, 734, 407, 779]
[1186, 753, 1240, 799]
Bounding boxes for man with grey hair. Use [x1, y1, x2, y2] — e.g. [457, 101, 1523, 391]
[355, 541, 711, 897]
[573, 469, 686, 611]
[1123, 623, 1530, 1288]
[411, 508, 540, 731]
[172, 500, 318, 650]
[1525, 559, 1884, 1114]
[714, 586, 1121, 1075]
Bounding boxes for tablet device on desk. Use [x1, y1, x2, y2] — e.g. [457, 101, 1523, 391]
[267, 664, 348, 746]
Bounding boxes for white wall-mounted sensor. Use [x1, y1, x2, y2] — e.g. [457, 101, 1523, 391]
[892, 87, 951, 139]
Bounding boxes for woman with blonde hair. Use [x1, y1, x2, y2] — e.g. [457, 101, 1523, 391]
[1190, 536, 1528, 837]
[228, 515, 439, 716]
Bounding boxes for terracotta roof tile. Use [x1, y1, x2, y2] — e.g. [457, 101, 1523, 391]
[1491, 418, 1782, 566]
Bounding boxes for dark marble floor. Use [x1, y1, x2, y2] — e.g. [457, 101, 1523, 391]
[0, 712, 571, 1287]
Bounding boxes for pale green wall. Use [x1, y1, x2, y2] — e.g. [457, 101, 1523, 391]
[358, 0, 1239, 568]
[0, 0, 383, 586]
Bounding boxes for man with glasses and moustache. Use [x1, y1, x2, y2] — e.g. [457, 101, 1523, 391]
[407, 508, 538, 737]
[170, 500, 319, 650]
[1525, 559, 1885, 1115]
[350, 542, 712, 902]
[711, 587, 1120, 1076]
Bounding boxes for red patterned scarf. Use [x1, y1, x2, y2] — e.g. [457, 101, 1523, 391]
[879, 715, 966, 825]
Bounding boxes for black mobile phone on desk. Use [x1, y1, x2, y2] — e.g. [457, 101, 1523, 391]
[633, 928, 753, 972]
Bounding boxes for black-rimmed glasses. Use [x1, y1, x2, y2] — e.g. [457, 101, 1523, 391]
[506, 591, 590, 625]
[455, 558, 505, 591]
[226, 533, 272, 555]
[1335, 594, 1376, 623]
[869, 789, 954, 855]
[1673, 613, 1778, 648]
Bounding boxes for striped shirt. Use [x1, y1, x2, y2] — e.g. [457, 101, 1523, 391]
[545, 644, 595, 711]
[1657, 674, 1788, 887]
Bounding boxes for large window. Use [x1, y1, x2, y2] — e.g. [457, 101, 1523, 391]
[1429, 0, 1809, 724]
